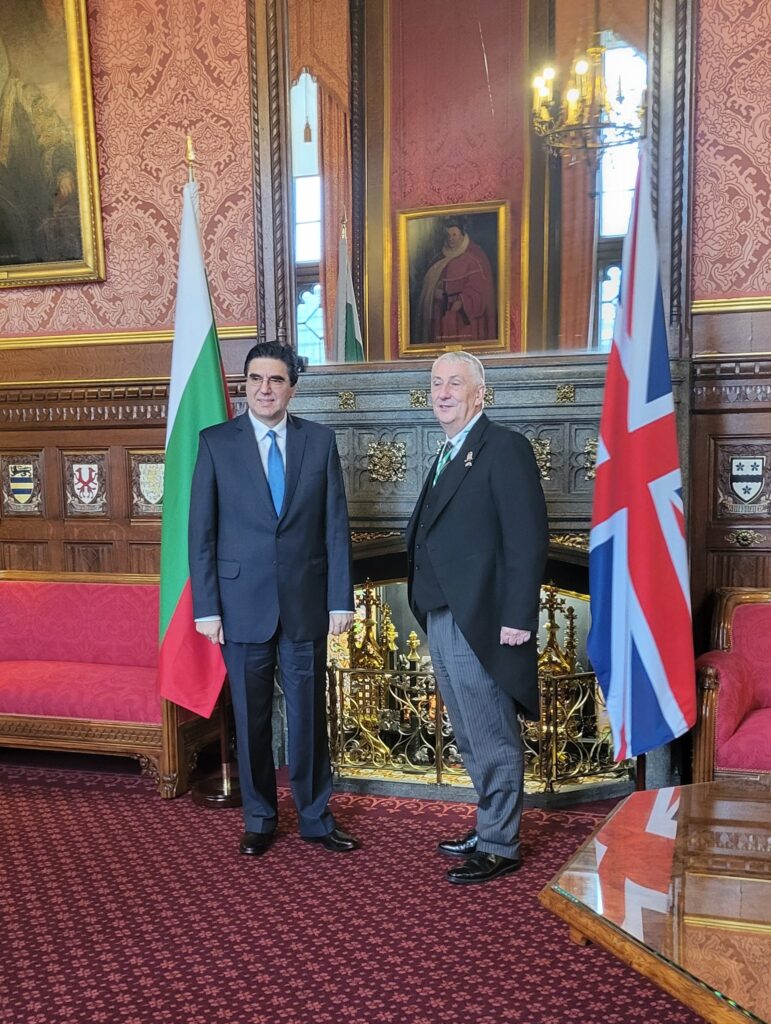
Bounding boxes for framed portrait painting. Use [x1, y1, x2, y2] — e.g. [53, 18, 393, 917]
[0, 0, 104, 288]
[397, 201, 509, 357]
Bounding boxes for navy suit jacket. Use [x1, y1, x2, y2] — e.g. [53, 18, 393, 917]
[189, 411, 353, 643]
[405, 414, 548, 718]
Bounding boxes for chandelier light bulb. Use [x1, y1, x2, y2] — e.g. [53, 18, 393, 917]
[575, 59, 589, 76]
[543, 66, 556, 80]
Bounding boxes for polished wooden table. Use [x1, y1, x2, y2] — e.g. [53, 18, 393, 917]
[540, 779, 771, 1023]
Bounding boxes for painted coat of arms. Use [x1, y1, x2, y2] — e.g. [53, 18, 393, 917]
[717, 447, 770, 516]
[73, 464, 100, 504]
[139, 463, 164, 506]
[129, 451, 165, 518]
[1, 454, 43, 515]
[64, 453, 108, 515]
[730, 456, 765, 504]
[10, 464, 34, 504]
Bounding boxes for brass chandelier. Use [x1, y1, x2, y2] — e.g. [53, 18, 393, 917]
[531, 2, 645, 157]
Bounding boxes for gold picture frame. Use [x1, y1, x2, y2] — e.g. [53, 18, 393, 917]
[0, 0, 104, 288]
[397, 201, 509, 357]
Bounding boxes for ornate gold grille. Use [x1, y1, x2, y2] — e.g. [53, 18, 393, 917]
[327, 582, 630, 791]
[521, 585, 629, 789]
[327, 585, 466, 783]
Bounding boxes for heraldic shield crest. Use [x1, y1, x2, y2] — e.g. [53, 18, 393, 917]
[730, 456, 765, 503]
[139, 462, 164, 506]
[73, 463, 100, 504]
[9, 464, 34, 504]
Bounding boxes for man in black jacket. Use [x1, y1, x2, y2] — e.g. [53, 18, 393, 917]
[406, 351, 548, 884]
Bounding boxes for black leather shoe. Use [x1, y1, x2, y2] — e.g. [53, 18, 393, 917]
[239, 831, 274, 856]
[446, 851, 522, 885]
[437, 829, 478, 857]
[304, 827, 360, 852]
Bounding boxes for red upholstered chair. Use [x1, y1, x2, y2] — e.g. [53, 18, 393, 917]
[692, 587, 771, 783]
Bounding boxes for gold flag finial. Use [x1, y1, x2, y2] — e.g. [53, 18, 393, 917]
[185, 134, 196, 182]
[341, 206, 348, 241]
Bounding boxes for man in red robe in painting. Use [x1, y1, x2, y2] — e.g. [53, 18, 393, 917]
[415, 219, 497, 345]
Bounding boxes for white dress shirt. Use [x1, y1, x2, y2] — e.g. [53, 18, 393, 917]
[443, 410, 483, 461]
[249, 410, 287, 474]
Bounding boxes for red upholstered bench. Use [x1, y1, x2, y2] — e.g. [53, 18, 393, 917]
[0, 571, 218, 797]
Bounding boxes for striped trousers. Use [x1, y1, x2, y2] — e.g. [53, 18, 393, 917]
[428, 607, 524, 859]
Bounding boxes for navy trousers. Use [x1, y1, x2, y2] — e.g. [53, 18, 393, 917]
[223, 627, 335, 837]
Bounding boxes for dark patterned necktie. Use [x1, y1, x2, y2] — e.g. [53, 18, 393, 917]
[433, 440, 452, 486]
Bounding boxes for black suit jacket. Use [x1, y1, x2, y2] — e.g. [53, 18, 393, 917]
[405, 414, 548, 718]
[189, 412, 353, 643]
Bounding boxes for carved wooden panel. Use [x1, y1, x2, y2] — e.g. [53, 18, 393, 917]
[128, 543, 162, 575]
[707, 552, 771, 592]
[0, 399, 166, 573]
[690, 355, 771, 648]
[63, 543, 115, 574]
[0, 542, 47, 572]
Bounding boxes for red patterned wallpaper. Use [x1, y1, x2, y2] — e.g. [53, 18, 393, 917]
[692, 0, 771, 302]
[0, 0, 256, 340]
[389, 0, 526, 356]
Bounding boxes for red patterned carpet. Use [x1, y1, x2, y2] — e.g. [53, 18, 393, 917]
[0, 764, 704, 1024]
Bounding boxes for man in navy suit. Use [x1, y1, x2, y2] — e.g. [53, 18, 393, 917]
[189, 341, 358, 856]
[406, 351, 548, 884]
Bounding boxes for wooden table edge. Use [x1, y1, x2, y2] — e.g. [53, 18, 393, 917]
[538, 884, 760, 1024]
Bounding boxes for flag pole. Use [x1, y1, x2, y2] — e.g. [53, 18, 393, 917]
[335, 209, 365, 363]
[635, 752, 646, 791]
[180, 134, 241, 810]
[191, 692, 242, 808]
[185, 133, 196, 182]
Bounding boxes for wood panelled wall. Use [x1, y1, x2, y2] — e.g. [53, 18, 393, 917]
[0, 354, 630, 577]
[3, 324, 768, 662]
[0, 336, 256, 575]
[690, 313, 771, 651]
[688, 0, 771, 652]
[0, 383, 167, 575]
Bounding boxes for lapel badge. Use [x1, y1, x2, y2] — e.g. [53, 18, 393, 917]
[464, 451, 474, 468]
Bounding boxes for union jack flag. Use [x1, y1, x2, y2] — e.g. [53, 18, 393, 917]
[587, 148, 696, 760]
[594, 787, 680, 942]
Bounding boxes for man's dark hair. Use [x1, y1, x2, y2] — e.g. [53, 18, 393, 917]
[444, 216, 468, 236]
[243, 341, 303, 386]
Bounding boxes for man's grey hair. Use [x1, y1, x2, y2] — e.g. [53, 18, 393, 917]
[431, 350, 485, 385]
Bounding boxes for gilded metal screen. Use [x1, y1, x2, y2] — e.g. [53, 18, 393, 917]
[327, 582, 630, 791]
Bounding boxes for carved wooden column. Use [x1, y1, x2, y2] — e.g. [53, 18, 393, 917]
[246, 0, 296, 345]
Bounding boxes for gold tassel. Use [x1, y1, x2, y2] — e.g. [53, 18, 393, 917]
[303, 118, 312, 143]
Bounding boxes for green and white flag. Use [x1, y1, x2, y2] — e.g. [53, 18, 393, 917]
[334, 234, 364, 362]
[158, 180, 230, 718]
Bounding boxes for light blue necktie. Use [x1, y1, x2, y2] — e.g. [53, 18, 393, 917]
[267, 429, 285, 514]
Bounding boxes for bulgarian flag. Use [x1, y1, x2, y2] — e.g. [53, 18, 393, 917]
[334, 232, 364, 362]
[158, 180, 230, 718]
